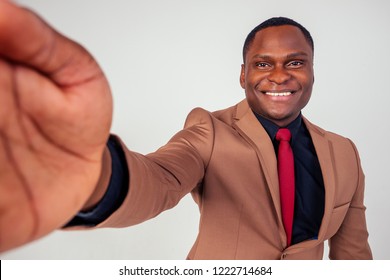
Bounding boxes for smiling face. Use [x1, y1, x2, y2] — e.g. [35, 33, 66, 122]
[240, 25, 314, 127]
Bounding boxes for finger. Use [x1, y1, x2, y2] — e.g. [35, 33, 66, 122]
[0, 59, 14, 131]
[0, 1, 101, 87]
[0, 58, 37, 253]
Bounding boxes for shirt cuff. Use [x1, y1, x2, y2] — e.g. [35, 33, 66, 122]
[64, 135, 129, 227]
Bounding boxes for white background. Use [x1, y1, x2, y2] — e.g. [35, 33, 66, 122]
[2, 0, 390, 260]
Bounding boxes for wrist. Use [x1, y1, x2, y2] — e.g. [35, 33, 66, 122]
[82, 145, 112, 211]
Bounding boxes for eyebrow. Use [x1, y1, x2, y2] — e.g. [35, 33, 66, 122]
[251, 52, 309, 60]
[286, 52, 309, 59]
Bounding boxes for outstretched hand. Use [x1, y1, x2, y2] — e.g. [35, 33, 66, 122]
[0, 1, 113, 252]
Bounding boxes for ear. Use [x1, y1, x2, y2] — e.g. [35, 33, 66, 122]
[240, 64, 246, 89]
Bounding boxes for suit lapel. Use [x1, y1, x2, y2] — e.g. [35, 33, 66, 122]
[232, 100, 285, 232]
[303, 118, 336, 241]
[232, 100, 337, 246]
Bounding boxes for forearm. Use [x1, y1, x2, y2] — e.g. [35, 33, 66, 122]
[65, 108, 214, 229]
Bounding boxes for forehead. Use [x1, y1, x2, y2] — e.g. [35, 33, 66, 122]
[247, 25, 313, 59]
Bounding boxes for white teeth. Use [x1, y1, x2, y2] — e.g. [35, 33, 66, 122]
[265, 92, 292, 96]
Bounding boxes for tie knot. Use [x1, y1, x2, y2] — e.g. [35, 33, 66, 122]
[276, 128, 291, 142]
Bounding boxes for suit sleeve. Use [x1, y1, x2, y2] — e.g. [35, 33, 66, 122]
[328, 139, 373, 259]
[94, 107, 214, 228]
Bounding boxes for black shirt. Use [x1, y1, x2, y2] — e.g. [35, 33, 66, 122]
[254, 112, 325, 244]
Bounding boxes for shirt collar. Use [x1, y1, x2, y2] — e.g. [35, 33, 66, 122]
[253, 111, 302, 144]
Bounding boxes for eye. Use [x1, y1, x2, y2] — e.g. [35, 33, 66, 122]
[287, 61, 304, 68]
[255, 62, 271, 69]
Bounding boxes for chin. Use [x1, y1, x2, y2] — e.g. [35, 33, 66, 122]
[267, 112, 295, 125]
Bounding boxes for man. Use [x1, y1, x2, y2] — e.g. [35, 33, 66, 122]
[0, 1, 372, 259]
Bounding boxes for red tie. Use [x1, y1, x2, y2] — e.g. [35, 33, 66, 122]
[276, 128, 295, 246]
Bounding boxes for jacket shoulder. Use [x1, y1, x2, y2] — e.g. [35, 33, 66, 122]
[303, 117, 362, 168]
[304, 117, 353, 144]
[185, 101, 240, 128]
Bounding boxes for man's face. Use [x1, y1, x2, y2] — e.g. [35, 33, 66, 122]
[240, 25, 314, 127]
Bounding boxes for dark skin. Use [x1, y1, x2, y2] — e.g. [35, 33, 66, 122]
[0, 1, 112, 252]
[0, 2, 314, 253]
[240, 25, 314, 127]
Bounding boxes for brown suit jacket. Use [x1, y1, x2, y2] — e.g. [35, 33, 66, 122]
[98, 99, 372, 259]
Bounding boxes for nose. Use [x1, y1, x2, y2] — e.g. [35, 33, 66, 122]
[267, 67, 291, 84]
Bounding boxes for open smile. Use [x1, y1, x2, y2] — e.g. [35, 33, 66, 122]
[264, 91, 294, 96]
[260, 90, 298, 97]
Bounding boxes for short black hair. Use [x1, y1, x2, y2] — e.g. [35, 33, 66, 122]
[242, 17, 314, 62]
